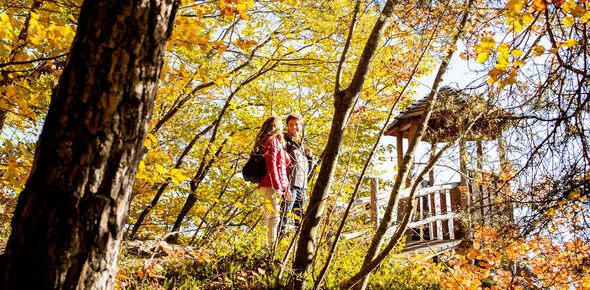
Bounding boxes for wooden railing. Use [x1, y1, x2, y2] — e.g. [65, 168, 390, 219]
[400, 182, 465, 241]
[347, 182, 467, 241]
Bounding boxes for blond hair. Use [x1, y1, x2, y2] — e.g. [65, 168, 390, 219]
[253, 116, 284, 152]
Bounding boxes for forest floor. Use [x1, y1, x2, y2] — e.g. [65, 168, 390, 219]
[117, 240, 278, 289]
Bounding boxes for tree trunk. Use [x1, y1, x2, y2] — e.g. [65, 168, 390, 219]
[292, 0, 398, 288]
[0, 0, 179, 288]
[343, 1, 474, 287]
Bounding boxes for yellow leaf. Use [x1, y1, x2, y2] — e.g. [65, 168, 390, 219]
[513, 60, 526, 66]
[514, 19, 524, 32]
[5, 139, 14, 149]
[504, 76, 516, 85]
[197, 9, 203, 20]
[155, 164, 166, 174]
[214, 74, 225, 85]
[144, 137, 152, 148]
[511, 49, 523, 57]
[30, 36, 42, 45]
[7, 158, 18, 168]
[238, 10, 249, 20]
[572, 5, 586, 17]
[195, 20, 206, 29]
[139, 161, 146, 172]
[497, 43, 510, 53]
[0, 99, 9, 111]
[171, 173, 188, 185]
[147, 132, 157, 144]
[560, 39, 578, 47]
[0, 13, 8, 23]
[548, 47, 559, 54]
[29, 16, 38, 28]
[217, 46, 226, 55]
[474, 45, 485, 53]
[532, 45, 545, 57]
[497, 52, 510, 65]
[476, 52, 490, 63]
[19, 143, 31, 158]
[563, 0, 575, 13]
[583, 11, 590, 23]
[265, 203, 274, 211]
[507, 0, 524, 12]
[481, 37, 496, 49]
[564, 16, 575, 25]
[489, 67, 506, 77]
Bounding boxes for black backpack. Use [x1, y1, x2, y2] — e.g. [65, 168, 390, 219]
[242, 149, 267, 183]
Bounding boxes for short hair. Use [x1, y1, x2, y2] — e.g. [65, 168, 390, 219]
[286, 112, 303, 125]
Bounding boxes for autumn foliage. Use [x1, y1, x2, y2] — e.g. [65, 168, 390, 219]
[1, 0, 590, 288]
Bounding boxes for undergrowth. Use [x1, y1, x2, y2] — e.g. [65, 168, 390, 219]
[116, 233, 446, 289]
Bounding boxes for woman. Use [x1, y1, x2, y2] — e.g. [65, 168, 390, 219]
[253, 116, 291, 244]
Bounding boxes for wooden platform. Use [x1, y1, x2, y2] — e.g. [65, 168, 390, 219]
[400, 239, 463, 259]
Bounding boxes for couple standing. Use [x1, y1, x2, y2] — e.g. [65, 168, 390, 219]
[252, 113, 313, 245]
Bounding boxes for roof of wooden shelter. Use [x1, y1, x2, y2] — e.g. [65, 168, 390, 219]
[384, 87, 508, 142]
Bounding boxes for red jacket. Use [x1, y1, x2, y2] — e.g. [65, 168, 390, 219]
[258, 135, 290, 191]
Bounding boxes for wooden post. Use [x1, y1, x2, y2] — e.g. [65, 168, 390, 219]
[397, 131, 404, 171]
[428, 141, 438, 239]
[497, 129, 513, 221]
[370, 178, 379, 230]
[396, 131, 411, 239]
[407, 120, 419, 240]
[440, 189, 450, 239]
[458, 135, 471, 239]
[497, 129, 508, 172]
[476, 140, 485, 221]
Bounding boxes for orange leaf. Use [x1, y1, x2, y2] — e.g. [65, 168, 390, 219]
[532, 0, 547, 11]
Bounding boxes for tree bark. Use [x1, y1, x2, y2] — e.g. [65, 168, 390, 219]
[292, 0, 398, 288]
[0, 0, 179, 288]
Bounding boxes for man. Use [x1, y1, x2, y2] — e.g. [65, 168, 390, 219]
[280, 113, 314, 237]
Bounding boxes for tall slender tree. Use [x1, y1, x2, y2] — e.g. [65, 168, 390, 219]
[292, 0, 399, 287]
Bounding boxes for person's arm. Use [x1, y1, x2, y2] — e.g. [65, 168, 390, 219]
[263, 138, 281, 190]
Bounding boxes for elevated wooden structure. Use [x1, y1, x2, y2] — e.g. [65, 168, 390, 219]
[360, 87, 511, 258]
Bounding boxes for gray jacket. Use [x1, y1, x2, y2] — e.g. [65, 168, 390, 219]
[285, 133, 313, 189]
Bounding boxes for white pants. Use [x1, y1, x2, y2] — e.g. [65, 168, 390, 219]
[259, 187, 282, 244]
